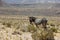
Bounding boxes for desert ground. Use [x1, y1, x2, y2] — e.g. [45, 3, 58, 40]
[0, 15, 60, 40]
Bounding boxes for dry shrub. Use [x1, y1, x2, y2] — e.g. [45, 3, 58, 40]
[2, 21, 12, 28]
[27, 25, 37, 32]
[32, 27, 55, 40]
[50, 23, 55, 27]
[6, 22, 11, 28]
[2, 22, 6, 25]
[50, 27, 58, 33]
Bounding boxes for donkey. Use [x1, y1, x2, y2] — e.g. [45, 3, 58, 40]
[29, 16, 48, 29]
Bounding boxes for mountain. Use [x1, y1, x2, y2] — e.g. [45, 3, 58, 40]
[0, 0, 60, 16]
[22, 0, 60, 4]
[0, 3, 60, 16]
[3, 0, 60, 4]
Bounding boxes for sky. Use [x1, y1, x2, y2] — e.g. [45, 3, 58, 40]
[3, 0, 60, 4]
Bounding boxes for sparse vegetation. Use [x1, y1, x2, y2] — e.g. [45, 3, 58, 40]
[0, 15, 60, 40]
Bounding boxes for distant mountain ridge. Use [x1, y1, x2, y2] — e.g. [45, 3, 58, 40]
[0, 2, 60, 16]
[21, 0, 60, 4]
[4, 0, 60, 4]
[7, 3, 60, 8]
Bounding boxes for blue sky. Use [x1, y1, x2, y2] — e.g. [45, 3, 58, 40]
[3, 0, 60, 4]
